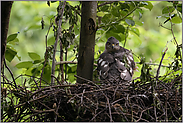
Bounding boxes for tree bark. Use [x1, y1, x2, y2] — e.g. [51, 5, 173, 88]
[1, 1, 14, 70]
[77, 1, 97, 84]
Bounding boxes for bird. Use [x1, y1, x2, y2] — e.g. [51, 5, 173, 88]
[97, 36, 136, 85]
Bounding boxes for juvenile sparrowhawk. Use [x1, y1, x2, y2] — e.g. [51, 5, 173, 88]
[97, 36, 135, 84]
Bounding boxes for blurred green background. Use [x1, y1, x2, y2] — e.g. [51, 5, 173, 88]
[5, 1, 182, 84]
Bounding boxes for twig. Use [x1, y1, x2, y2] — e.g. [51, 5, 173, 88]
[51, 74, 62, 85]
[30, 84, 77, 99]
[97, 1, 114, 8]
[51, 1, 66, 85]
[33, 79, 40, 90]
[106, 96, 113, 122]
[90, 108, 106, 121]
[136, 62, 169, 67]
[40, 19, 54, 86]
[98, 2, 141, 29]
[59, 38, 64, 84]
[136, 107, 153, 122]
[3, 59, 17, 88]
[156, 47, 168, 85]
[37, 100, 65, 121]
[56, 61, 98, 66]
[55, 97, 62, 121]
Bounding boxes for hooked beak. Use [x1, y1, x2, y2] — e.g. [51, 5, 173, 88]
[112, 44, 114, 49]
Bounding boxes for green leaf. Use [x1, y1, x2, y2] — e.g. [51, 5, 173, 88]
[135, 21, 144, 26]
[105, 31, 121, 41]
[125, 19, 135, 26]
[177, 4, 182, 13]
[33, 59, 44, 64]
[97, 12, 107, 17]
[7, 33, 18, 43]
[100, 5, 109, 12]
[62, 22, 70, 29]
[68, 73, 76, 83]
[27, 24, 41, 30]
[162, 6, 175, 14]
[67, 1, 80, 7]
[68, 64, 77, 72]
[101, 14, 112, 24]
[130, 28, 140, 36]
[110, 25, 125, 34]
[171, 16, 182, 24]
[42, 64, 51, 83]
[5, 46, 17, 62]
[119, 3, 130, 11]
[48, 36, 55, 46]
[8, 38, 19, 45]
[28, 52, 41, 60]
[15, 61, 33, 69]
[111, 7, 120, 17]
[142, 1, 153, 11]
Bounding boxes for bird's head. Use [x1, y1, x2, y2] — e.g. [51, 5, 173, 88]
[105, 37, 120, 53]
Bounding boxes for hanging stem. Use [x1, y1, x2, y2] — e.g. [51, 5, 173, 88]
[51, 1, 66, 86]
[59, 38, 64, 84]
[65, 47, 67, 82]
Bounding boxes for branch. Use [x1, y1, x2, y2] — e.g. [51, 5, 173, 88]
[51, 1, 66, 86]
[156, 48, 168, 83]
[4, 59, 17, 88]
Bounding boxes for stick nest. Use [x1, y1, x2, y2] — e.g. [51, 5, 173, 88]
[1, 73, 182, 122]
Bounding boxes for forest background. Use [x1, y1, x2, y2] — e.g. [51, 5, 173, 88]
[5, 1, 182, 84]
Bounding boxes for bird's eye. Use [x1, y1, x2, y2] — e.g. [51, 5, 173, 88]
[107, 42, 110, 45]
[116, 43, 119, 46]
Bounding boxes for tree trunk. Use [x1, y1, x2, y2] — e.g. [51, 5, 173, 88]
[1, 1, 14, 70]
[77, 1, 97, 84]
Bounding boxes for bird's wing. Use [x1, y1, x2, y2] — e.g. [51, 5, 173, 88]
[97, 53, 114, 80]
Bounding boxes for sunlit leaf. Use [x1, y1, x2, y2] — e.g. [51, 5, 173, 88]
[15, 61, 33, 69]
[67, 1, 80, 7]
[97, 12, 107, 17]
[171, 16, 182, 24]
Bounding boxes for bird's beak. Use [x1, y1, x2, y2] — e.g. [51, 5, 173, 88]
[112, 44, 114, 49]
